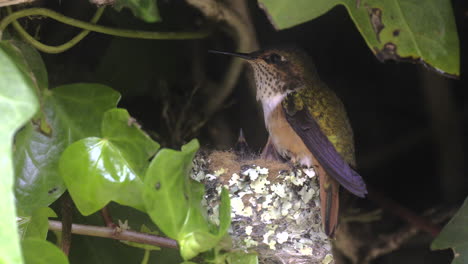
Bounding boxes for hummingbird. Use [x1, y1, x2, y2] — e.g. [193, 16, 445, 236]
[209, 47, 367, 237]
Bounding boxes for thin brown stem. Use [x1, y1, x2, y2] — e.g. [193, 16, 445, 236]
[60, 193, 73, 255]
[49, 220, 178, 249]
[186, 0, 257, 118]
[100, 206, 116, 228]
[367, 187, 441, 236]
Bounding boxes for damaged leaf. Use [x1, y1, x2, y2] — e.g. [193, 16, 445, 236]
[432, 197, 468, 264]
[258, 0, 460, 76]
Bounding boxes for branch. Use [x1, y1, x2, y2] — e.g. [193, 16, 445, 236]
[186, 0, 258, 117]
[368, 187, 442, 236]
[361, 206, 457, 264]
[100, 206, 117, 228]
[335, 205, 456, 264]
[60, 193, 74, 255]
[48, 220, 178, 249]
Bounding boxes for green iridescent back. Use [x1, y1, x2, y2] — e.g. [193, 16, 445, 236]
[284, 83, 356, 167]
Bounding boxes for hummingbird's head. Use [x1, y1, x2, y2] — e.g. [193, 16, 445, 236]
[209, 47, 318, 101]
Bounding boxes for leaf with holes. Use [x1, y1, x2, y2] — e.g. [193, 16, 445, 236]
[431, 197, 468, 264]
[258, 0, 459, 76]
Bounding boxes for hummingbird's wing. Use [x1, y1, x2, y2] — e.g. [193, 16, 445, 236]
[283, 106, 367, 197]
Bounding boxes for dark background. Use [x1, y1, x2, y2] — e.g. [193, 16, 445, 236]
[30, 0, 468, 263]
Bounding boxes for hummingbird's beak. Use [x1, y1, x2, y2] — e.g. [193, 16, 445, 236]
[208, 50, 256, 60]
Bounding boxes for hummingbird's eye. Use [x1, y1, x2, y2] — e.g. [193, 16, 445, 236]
[265, 53, 283, 64]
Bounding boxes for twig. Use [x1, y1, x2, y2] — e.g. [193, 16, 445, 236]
[49, 220, 178, 249]
[186, 0, 257, 118]
[360, 206, 457, 263]
[335, 205, 456, 264]
[60, 193, 73, 255]
[100, 206, 116, 228]
[362, 225, 419, 263]
[368, 187, 441, 236]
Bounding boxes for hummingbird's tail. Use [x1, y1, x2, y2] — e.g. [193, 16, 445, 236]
[319, 172, 340, 238]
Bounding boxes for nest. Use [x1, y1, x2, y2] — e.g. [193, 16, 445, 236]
[190, 150, 334, 264]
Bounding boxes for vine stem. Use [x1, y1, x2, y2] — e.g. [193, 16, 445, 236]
[7, 6, 105, 54]
[0, 7, 210, 52]
[49, 220, 178, 249]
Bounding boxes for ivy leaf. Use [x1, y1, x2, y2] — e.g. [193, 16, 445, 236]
[18, 207, 56, 240]
[143, 140, 230, 260]
[431, 197, 468, 264]
[102, 108, 159, 176]
[22, 238, 69, 264]
[114, 0, 161, 23]
[4, 40, 48, 93]
[14, 83, 120, 215]
[142, 139, 199, 238]
[178, 180, 218, 260]
[59, 109, 159, 215]
[217, 188, 231, 238]
[0, 40, 39, 264]
[258, 0, 460, 76]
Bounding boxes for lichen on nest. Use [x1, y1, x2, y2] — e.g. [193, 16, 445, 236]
[191, 150, 334, 264]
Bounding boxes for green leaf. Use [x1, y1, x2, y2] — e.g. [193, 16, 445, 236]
[180, 180, 210, 236]
[0, 40, 40, 264]
[431, 197, 468, 264]
[144, 139, 226, 259]
[59, 137, 146, 215]
[4, 40, 48, 94]
[217, 188, 231, 238]
[226, 252, 258, 264]
[22, 238, 69, 264]
[14, 83, 120, 215]
[258, 0, 460, 76]
[114, 0, 161, 23]
[179, 231, 218, 261]
[178, 180, 219, 259]
[143, 140, 231, 259]
[18, 207, 56, 240]
[102, 108, 160, 176]
[60, 108, 159, 215]
[142, 139, 199, 239]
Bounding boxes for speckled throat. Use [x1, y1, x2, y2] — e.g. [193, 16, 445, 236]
[250, 62, 287, 101]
